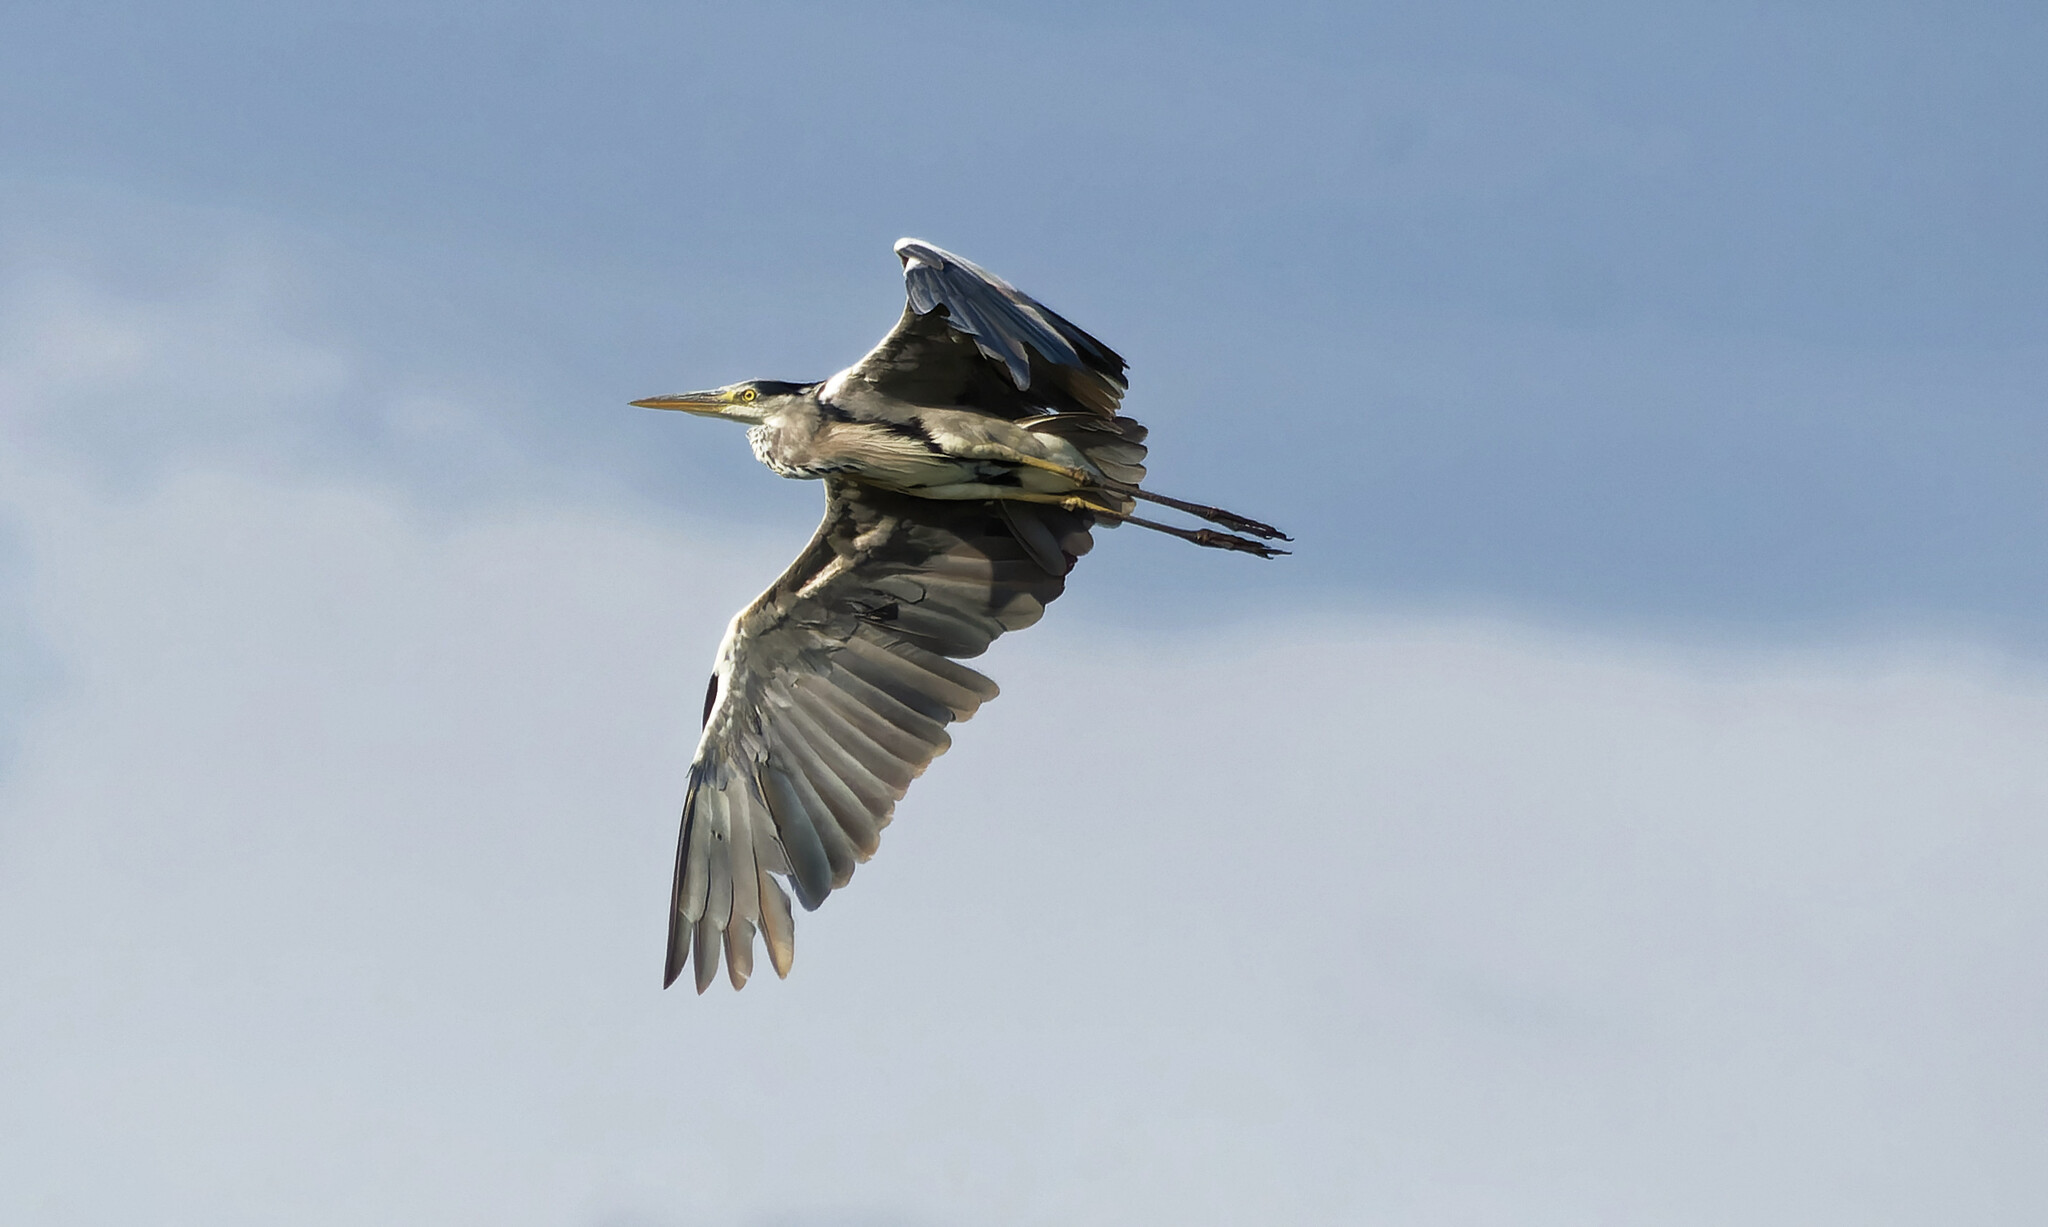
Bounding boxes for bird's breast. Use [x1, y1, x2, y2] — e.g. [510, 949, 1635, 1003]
[751, 415, 966, 487]
[747, 421, 848, 479]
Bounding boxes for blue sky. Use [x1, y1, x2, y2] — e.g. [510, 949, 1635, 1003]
[2, 4, 2046, 1224]
[5, 0, 2044, 635]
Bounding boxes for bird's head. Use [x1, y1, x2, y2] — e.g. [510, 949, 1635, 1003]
[632, 380, 811, 425]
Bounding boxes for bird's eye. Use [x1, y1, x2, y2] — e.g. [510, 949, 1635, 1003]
[740, 388, 758, 402]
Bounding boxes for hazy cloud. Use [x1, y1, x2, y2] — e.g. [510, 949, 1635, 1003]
[1, 441, 2041, 1224]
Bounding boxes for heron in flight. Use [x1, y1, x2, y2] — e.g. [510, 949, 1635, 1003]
[636, 239, 1287, 992]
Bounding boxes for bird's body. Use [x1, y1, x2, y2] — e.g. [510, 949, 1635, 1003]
[745, 389, 1103, 496]
[637, 239, 1285, 992]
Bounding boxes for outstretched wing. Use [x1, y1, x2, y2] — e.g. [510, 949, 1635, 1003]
[667, 481, 1097, 992]
[839, 238, 1128, 420]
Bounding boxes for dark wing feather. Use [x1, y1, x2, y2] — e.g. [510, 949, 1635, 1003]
[839, 239, 1128, 420]
[665, 480, 1097, 991]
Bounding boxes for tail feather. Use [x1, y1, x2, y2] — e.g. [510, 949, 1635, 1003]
[1025, 413, 1149, 488]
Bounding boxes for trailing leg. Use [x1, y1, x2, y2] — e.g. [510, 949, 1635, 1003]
[1115, 511, 1289, 558]
[1127, 489, 1290, 541]
[988, 491, 1289, 559]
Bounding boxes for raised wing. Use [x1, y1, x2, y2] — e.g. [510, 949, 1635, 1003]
[667, 481, 1097, 991]
[839, 238, 1129, 420]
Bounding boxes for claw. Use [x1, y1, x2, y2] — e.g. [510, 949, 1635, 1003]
[1191, 529, 1290, 558]
[1210, 510, 1291, 541]
[1130, 490, 1290, 540]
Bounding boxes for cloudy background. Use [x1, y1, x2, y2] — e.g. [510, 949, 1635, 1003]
[2, 2, 2045, 1223]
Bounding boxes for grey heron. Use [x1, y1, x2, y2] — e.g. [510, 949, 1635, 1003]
[636, 239, 1287, 992]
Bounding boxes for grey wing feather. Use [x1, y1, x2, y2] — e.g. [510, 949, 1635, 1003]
[664, 480, 1096, 991]
[839, 239, 1128, 420]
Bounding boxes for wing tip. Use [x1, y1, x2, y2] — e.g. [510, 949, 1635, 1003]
[691, 917, 721, 993]
[894, 236, 940, 265]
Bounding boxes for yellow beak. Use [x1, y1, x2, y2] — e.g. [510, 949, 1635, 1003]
[631, 390, 733, 415]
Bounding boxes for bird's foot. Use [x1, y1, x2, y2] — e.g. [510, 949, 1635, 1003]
[1131, 490, 1291, 540]
[1201, 509, 1291, 541]
[1189, 528, 1290, 558]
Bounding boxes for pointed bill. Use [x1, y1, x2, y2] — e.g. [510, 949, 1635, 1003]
[632, 390, 734, 415]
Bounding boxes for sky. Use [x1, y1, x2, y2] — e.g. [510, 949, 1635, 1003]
[1, 3, 2045, 1224]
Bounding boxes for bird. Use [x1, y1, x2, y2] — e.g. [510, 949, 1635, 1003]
[634, 238, 1288, 992]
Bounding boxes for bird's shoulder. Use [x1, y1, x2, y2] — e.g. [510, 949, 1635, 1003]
[836, 241, 1129, 421]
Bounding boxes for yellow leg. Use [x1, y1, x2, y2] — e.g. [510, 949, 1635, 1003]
[1014, 455, 1100, 486]
[947, 444, 1099, 487]
[990, 490, 1130, 517]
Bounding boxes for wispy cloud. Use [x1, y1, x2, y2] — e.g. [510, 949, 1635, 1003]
[2, 415, 2041, 1223]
